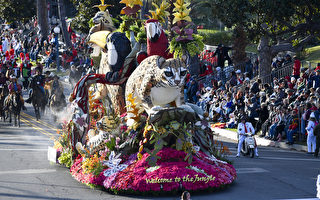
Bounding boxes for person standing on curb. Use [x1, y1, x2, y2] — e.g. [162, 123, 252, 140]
[314, 120, 320, 157]
[306, 112, 317, 154]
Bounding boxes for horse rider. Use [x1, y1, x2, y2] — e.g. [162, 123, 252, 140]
[0, 72, 8, 86]
[25, 67, 46, 104]
[6, 75, 26, 110]
[49, 74, 65, 100]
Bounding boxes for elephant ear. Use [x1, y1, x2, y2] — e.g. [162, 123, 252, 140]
[156, 56, 166, 69]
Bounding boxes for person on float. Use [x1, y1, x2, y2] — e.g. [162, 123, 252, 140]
[236, 115, 259, 157]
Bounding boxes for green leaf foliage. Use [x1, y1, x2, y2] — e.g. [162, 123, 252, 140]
[0, 0, 36, 23]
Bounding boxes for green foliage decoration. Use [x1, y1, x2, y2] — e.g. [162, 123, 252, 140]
[58, 151, 72, 168]
[169, 34, 204, 58]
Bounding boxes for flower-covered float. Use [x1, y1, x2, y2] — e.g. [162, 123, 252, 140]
[49, 0, 236, 195]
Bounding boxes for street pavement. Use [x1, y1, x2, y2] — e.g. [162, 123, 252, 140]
[0, 87, 319, 199]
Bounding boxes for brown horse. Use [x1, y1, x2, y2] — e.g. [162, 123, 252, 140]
[6, 92, 22, 127]
[0, 84, 9, 121]
[49, 89, 66, 122]
[29, 79, 47, 120]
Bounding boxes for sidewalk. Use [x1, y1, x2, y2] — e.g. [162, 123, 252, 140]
[212, 128, 308, 152]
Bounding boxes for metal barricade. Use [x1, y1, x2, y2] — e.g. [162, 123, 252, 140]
[260, 62, 294, 84]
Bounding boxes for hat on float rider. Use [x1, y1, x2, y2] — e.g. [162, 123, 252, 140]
[10, 75, 16, 79]
[310, 112, 316, 119]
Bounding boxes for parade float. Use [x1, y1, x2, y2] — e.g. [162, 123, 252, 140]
[49, 0, 236, 195]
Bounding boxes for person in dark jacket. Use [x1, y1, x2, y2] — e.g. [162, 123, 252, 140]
[186, 78, 199, 104]
[314, 122, 320, 157]
[250, 78, 261, 94]
[255, 102, 269, 132]
[212, 44, 232, 68]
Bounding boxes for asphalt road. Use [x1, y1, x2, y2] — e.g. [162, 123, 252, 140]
[0, 94, 319, 200]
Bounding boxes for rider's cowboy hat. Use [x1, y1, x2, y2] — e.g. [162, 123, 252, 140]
[10, 75, 17, 79]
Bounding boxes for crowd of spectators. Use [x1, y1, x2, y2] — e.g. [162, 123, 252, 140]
[186, 49, 319, 154]
[0, 18, 92, 87]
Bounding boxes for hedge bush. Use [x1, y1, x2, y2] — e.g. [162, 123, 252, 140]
[198, 30, 233, 46]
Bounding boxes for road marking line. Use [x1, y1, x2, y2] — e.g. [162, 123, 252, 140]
[236, 167, 269, 174]
[20, 118, 53, 138]
[261, 156, 320, 162]
[21, 112, 57, 131]
[0, 169, 56, 175]
[0, 149, 48, 151]
[277, 198, 320, 200]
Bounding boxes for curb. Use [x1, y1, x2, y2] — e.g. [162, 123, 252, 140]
[212, 128, 308, 152]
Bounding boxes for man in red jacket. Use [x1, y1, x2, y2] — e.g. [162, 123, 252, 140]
[292, 56, 301, 79]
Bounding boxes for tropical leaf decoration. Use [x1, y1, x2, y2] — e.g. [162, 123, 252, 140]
[119, 0, 143, 8]
[126, 93, 141, 123]
[119, 0, 143, 15]
[172, 0, 192, 24]
[148, 1, 170, 24]
[93, 0, 113, 11]
[169, 0, 204, 58]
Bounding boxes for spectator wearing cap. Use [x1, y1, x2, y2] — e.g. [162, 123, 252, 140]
[306, 112, 317, 153]
[236, 70, 243, 85]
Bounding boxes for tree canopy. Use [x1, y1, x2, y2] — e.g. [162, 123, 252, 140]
[192, 0, 320, 75]
[193, 0, 320, 45]
[0, 0, 36, 23]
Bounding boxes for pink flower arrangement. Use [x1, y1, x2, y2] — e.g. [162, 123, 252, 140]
[70, 157, 105, 186]
[103, 148, 236, 193]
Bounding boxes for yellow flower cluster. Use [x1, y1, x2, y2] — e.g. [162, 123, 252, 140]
[126, 93, 141, 127]
[82, 154, 105, 175]
[173, 0, 192, 24]
[119, 0, 143, 8]
[148, 1, 169, 23]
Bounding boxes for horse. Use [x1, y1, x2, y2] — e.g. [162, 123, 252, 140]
[0, 84, 9, 121]
[29, 79, 47, 120]
[6, 92, 22, 127]
[49, 89, 66, 122]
